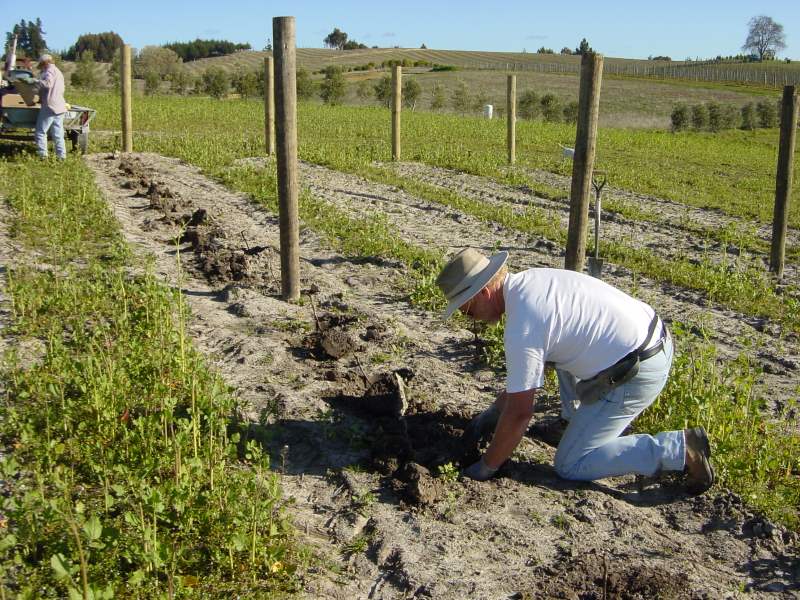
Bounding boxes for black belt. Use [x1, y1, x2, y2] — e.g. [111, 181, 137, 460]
[607, 319, 667, 372]
[638, 322, 668, 361]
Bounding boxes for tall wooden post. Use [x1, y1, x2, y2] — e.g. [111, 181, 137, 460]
[565, 52, 603, 272]
[120, 44, 132, 153]
[392, 65, 402, 161]
[264, 56, 275, 156]
[507, 74, 516, 165]
[770, 85, 799, 278]
[273, 16, 300, 301]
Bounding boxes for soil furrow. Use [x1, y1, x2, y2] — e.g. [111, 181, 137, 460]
[383, 161, 800, 280]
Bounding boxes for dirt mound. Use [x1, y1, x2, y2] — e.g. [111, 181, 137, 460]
[535, 550, 687, 599]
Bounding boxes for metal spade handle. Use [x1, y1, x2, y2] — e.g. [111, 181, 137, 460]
[591, 172, 608, 260]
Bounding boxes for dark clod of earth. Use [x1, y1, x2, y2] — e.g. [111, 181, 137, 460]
[325, 365, 477, 505]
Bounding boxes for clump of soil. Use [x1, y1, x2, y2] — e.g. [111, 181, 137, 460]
[117, 155, 189, 214]
[326, 365, 475, 502]
[320, 328, 357, 359]
[394, 462, 446, 506]
[326, 369, 410, 419]
[304, 313, 362, 360]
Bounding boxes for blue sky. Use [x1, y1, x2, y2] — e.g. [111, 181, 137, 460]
[6, 1, 800, 60]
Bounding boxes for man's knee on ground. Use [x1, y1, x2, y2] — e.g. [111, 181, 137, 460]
[553, 451, 585, 480]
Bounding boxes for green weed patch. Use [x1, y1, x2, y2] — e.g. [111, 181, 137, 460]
[0, 158, 302, 597]
[637, 323, 800, 528]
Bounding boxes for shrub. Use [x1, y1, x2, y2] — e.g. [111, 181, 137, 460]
[296, 68, 315, 100]
[671, 104, 689, 131]
[470, 90, 489, 113]
[169, 69, 195, 95]
[756, 100, 778, 128]
[451, 80, 471, 113]
[430, 64, 457, 72]
[319, 66, 346, 105]
[540, 93, 562, 122]
[430, 83, 446, 111]
[562, 100, 579, 123]
[355, 80, 372, 101]
[741, 103, 756, 130]
[373, 75, 392, 107]
[231, 69, 259, 99]
[144, 70, 161, 95]
[706, 101, 722, 132]
[201, 66, 229, 99]
[402, 78, 422, 110]
[690, 104, 709, 130]
[720, 104, 739, 130]
[518, 90, 539, 120]
[70, 50, 101, 91]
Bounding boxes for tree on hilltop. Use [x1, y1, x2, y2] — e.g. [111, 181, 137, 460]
[742, 16, 786, 61]
[324, 28, 348, 50]
[64, 32, 123, 62]
[575, 38, 592, 56]
[164, 39, 250, 62]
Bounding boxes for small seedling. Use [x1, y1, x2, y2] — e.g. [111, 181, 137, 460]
[437, 462, 460, 484]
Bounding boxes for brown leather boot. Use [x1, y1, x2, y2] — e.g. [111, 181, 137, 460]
[684, 427, 715, 495]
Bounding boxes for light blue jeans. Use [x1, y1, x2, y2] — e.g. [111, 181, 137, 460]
[553, 336, 685, 480]
[35, 107, 66, 159]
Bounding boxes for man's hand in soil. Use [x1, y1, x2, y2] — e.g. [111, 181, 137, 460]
[462, 457, 498, 481]
[462, 403, 501, 450]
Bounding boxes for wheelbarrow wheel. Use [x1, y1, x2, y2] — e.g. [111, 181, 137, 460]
[77, 131, 89, 154]
[68, 130, 89, 154]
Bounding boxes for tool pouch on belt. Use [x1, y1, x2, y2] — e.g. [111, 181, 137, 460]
[575, 314, 660, 405]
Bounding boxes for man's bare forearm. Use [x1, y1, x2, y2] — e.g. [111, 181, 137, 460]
[483, 391, 535, 469]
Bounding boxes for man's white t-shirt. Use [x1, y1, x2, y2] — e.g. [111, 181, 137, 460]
[503, 268, 657, 393]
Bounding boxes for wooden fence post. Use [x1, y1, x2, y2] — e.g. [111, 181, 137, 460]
[120, 44, 132, 153]
[392, 65, 402, 161]
[264, 55, 275, 156]
[507, 75, 516, 165]
[770, 85, 799, 278]
[565, 52, 603, 272]
[273, 16, 300, 301]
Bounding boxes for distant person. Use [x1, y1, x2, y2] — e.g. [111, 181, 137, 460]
[34, 54, 67, 160]
[436, 248, 714, 494]
[21, 56, 33, 71]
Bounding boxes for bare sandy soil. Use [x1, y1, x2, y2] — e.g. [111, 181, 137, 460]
[77, 152, 799, 599]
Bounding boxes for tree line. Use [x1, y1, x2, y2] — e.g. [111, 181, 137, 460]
[163, 39, 251, 62]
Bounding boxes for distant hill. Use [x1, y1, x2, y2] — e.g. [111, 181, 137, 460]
[180, 48, 662, 75]
[181, 48, 800, 87]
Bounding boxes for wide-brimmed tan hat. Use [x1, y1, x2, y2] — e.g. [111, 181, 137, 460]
[436, 248, 508, 319]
